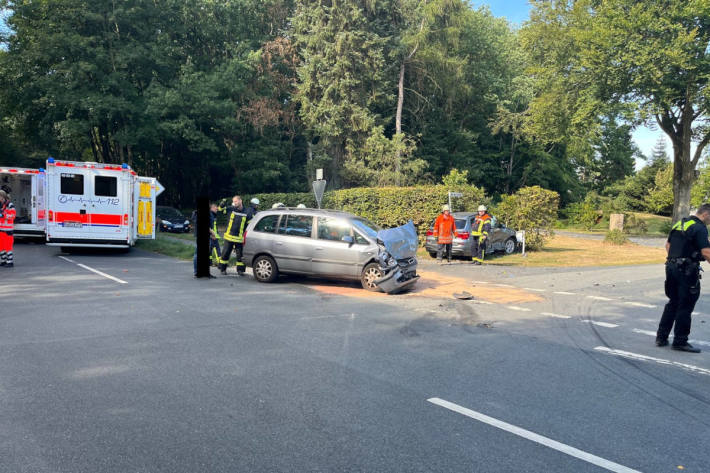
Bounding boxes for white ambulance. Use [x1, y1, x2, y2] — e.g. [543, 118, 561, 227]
[44, 158, 164, 248]
[0, 166, 47, 237]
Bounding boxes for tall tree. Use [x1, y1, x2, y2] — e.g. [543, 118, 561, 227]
[524, 0, 710, 222]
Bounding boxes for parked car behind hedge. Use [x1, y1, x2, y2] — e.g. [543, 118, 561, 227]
[424, 212, 518, 258]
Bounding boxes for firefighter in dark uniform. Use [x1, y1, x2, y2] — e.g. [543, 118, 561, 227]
[218, 195, 249, 276]
[471, 205, 492, 265]
[245, 197, 260, 221]
[656, 204, 710, 353]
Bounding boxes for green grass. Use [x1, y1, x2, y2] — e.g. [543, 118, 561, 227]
[555, 212, 670, 237]
[135, 232, 195, 260]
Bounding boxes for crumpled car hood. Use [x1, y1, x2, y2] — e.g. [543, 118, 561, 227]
[376, 221, 418, 260]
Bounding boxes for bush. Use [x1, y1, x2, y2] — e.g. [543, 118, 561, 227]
[496, 186, 559, 250]
[565, 201, 601, 230]
[623, 213, 648, 234]
[604, 229, 629, 245]
[238, 185, 487, 243]
[323, 185, 486, 242]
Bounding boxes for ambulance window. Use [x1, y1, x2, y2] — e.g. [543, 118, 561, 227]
[60, 173, 84, 195]
[95, 176, 117, 197]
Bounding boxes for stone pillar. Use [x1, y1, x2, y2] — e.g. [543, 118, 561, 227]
[609, 213, 624, 231]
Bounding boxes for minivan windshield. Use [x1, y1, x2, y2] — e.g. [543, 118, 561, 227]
[352, 217, 381, 239]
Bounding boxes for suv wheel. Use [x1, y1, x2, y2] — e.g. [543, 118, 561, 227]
[253, 255, 278, 283]
[361, 262, 383, 291]
[504, 238, 516, 255]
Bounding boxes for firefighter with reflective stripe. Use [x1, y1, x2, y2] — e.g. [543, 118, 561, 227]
[433, 205, 457, 264]
[218, 195, 249, 276]
[471, 205, 491, 265]
[656, 204, 710, 353]
[0, 190, 15, 267]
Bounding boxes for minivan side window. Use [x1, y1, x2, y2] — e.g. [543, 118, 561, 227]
[278, 214, 313, 238]
[317, 217, 352, 242]
[60, 173, 84, 195]
[253, 214, 279, 233]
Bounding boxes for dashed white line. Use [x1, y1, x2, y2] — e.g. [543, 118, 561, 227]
[493, 283, 514, 288]
[594, 347, 710, 377]
[542, 312, 571, 319]
[553, 291, 576, 295]
[587, 296, 614, 301]
[471, 280, 490, 284]
[506, 306, 532, 312]
[427, 398, 641, 473]
[622, 302, 656, 308]
[523, 288, 546, 292]
[632, 329, 710, 347]
[58, 256, 127, 284]
[582, 320, 619, 328]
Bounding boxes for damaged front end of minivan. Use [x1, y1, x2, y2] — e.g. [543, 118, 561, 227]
[374, 221, 420, 294]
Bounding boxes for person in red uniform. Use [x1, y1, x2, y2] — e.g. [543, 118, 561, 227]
[0, 190, 16, 267]
[433, 205, 458, 264]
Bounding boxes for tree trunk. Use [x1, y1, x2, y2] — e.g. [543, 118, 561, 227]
[394, 60, 406, 186]
[670, 138, 694, 223]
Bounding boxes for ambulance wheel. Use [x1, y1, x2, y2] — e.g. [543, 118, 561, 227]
[253, 255, 278, 283]
[361, 263, 383, 292]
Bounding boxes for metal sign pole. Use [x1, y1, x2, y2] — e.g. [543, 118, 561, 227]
[313, 168, 326, 209]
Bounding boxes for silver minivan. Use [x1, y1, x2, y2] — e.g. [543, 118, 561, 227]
[243, 208, 390, 290]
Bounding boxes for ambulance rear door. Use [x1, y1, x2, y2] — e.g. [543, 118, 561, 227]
[46, 164, 92, 242]
[34, 169, 46, 233]
[88, 166, 132, 242]
[133, 176, 164, 241]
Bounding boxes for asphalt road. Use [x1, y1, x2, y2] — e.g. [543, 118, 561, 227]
[1, 242, 709, 472]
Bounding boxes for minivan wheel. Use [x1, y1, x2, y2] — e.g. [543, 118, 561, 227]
[361, 262, 383, 291]
[504, 238, 516, 255]
[428, 251, 437, 258]
[253, 255, 279, 283]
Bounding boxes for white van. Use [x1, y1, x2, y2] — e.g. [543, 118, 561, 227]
[44, 158, 163, 248]
[0, 166, 47, 237]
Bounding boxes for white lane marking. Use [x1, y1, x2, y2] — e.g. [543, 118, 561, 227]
[542, 312, 571, 319]
[506, 306, 532, 312]
[632, 329, 710, 347]
[427, 398, 641, 473]
[622, 302, 656, 308]
[493, 283, 514, 287]
[594, 347, 710, 376]
[587, 296, 614, 301]
[58, 256, 128, 284]
[523, 288, 546, 292]
[553, 291, 576, 295]
[299, 314, 355, 321]
[582, 320, 619, 328]
[471, 280, 490, 284]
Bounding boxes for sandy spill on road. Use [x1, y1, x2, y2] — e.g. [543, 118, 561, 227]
[310, 269, 543, 304]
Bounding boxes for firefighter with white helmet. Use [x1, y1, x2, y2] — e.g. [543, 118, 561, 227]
[472, 204, 491, 265]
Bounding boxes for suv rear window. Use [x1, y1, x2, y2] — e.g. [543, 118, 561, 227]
[253, 214, 279, 233]
[429, 218, 467, 230]
[278, 214, 313, 238]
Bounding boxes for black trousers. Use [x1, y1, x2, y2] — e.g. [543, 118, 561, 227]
[437, 243, 452, 261]
[472, 237, 486, 263]
[219, 240, 245, 273]
[657, 262, 700, 345]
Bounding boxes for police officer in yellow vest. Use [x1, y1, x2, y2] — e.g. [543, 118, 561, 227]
[218, 195, 249, 276]
[471, 205, 491, 265]
[656, 204, 710, 352]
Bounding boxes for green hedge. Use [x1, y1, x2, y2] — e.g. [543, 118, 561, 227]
[495, 186, 559, 250]
[240, 185, 485, 242]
